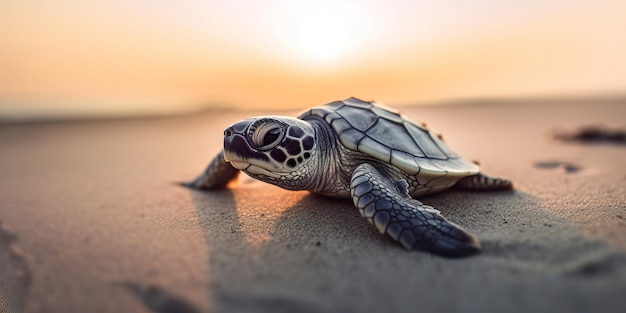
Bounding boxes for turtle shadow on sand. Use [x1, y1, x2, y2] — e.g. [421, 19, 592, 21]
[187, 187, 351, 313]
[419, 190, 616, 265]
[183, 185, 626, 313]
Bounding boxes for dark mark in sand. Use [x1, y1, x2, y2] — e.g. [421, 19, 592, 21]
[554, 125, 626, 145]
[534, 160, 583, 174]
[0, 220, 32, 313]
[116, 281, 201, 313]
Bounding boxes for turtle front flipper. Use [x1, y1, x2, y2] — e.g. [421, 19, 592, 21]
[350, 163, 481, 258]
[182, 150, 239, 189]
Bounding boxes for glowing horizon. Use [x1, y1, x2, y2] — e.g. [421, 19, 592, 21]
[1, 0, 625, 119]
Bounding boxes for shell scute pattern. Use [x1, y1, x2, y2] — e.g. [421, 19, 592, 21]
[429, 130, 459, 158]
[301, 99, 479, 177]
[357, 136, 391, 163]
[371, 106, 404, 124]
[338, 128, 365, 150]
[343, 97, 374, 109]
[370, 100, 401, 114]
[390, 150, 420, 175]
[364, 118, 416, 154]
[404, 123, 448, 160]
[415, 157, 445, 173]
[330, 117, 352, 133]
[336, 105, 378, 131]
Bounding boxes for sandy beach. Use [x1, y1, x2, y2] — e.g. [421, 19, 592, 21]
[1, 98, 625, 313]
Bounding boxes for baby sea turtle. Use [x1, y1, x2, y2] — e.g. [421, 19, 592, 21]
[185, 98, 512, 257]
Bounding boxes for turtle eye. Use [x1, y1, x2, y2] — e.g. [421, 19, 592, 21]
[263, 127, 281, 146]
[250, 121, 284, 150]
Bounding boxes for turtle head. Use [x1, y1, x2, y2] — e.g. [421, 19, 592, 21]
[222, 116, 318, 190]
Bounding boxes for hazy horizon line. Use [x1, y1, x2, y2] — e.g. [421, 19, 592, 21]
[1, 92, 624, 125]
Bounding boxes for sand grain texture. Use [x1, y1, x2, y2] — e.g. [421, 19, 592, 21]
[0, 100, 625, 313]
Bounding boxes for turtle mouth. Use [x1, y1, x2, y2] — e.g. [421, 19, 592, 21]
[226, 158, 285, 178]
[243, 164, 282, 179]
[223, 153, 282, 178]
[224, 148, 287, 177]
[228, 160, 250, 170]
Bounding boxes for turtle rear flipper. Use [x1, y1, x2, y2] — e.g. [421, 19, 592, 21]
[454, 173, 513, 191]
[182, 150, 239, 189]
[350, 163, 481, 258]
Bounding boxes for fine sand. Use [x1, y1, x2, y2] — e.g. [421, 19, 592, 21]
[0, 98, 625, 313]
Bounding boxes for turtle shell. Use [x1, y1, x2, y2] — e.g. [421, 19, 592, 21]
[299, 97, 479, 177]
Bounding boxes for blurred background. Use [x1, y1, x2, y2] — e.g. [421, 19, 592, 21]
[1, 0, 625, 120]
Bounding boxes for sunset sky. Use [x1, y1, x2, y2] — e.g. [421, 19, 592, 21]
[1, 0, 625, 119]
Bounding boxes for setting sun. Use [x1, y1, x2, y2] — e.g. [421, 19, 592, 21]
[297, 10, 349, 61]
[265, 1, 378, 66]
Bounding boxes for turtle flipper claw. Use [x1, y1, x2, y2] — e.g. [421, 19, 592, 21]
[350, 163, 481, 258]
[427, 220, 481, 258]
